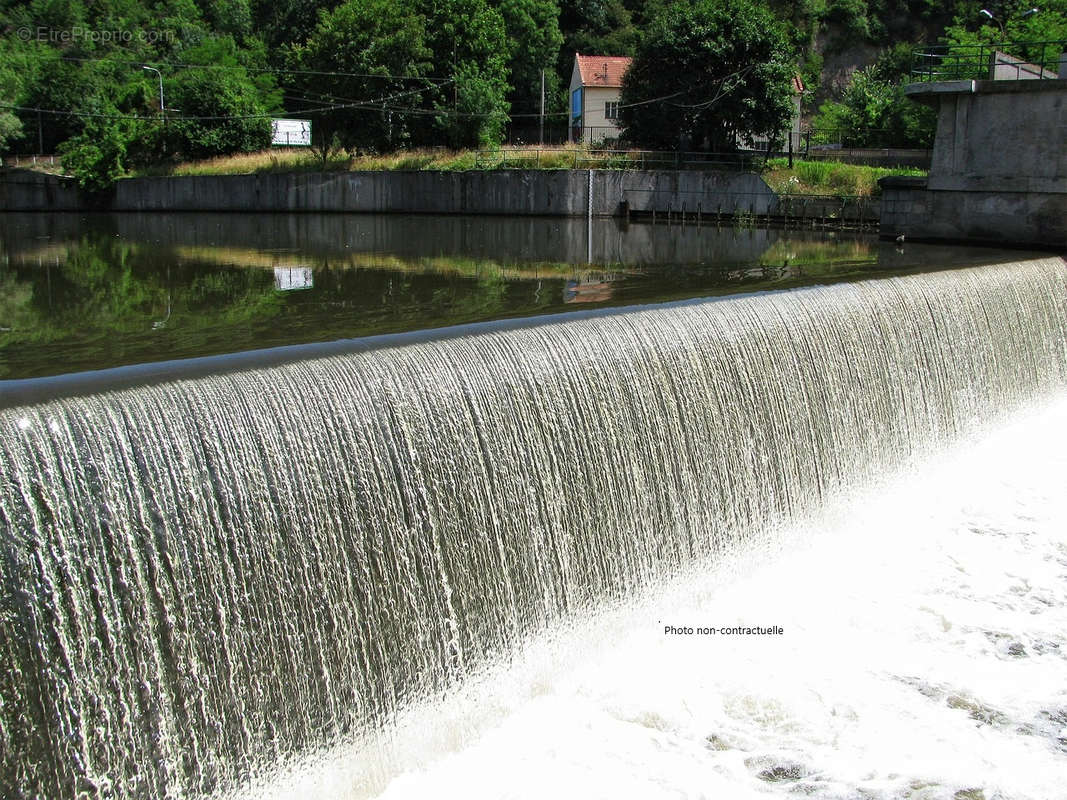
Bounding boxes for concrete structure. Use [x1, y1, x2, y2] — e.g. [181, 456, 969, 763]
[880, 76, 1067, 249]
[569, 54, 632, 144]
[0, 167, 783, 218]
[990, 51, 1058, 80]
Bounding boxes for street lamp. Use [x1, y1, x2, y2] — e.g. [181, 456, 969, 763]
[980, 7, 1039, 38]
[142, 65, 163, 115]
[142, 65, 171, 154]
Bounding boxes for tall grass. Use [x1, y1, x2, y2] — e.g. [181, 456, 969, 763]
[130, 149, 926, 200]
[130, 143, 657, 178]
[763, 158, 926, 197]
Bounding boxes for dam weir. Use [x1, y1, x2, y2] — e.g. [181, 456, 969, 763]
[1, 257, 1065, 798]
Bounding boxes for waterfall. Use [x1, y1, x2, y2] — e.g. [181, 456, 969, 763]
[2, 257, 1065, 799]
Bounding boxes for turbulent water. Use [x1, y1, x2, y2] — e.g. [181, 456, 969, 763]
[304, 392, 1067, 800]
[1, 257, 1065, 799]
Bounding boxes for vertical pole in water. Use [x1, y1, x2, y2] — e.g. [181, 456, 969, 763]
[587, 168, 593, 264]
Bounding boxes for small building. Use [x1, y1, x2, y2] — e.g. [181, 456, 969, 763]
[568, 54, 633, 145]
[743, 74, 806, 152]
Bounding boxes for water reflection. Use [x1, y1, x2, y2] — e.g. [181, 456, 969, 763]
[274, 266, 314, 291]
[0, 213, 1039, 380]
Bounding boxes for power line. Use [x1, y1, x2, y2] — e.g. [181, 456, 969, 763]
[0, 77, 453, 121]
[53, 54, 446, 81]
[0, 80, 726, 123]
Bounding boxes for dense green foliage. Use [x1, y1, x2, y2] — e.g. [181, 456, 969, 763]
[0, 0, 1064, 186]
[287, 0, 432, 156]
[416, 0, 512, 147]
[619, 0, 795, 150]
[811, 44, 936, 147]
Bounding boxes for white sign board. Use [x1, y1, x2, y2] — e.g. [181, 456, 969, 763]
[271, 119, 311, 147]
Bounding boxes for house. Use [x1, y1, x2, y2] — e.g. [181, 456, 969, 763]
[569, 52, 806, 151]
[743, 74, 806, 152]
[568, 54, 633, 144]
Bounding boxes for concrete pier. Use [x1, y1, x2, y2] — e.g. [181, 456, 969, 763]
[880, 77, 1066, 249]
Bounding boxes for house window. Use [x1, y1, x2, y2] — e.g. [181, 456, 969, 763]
[605, 101, 619, 120]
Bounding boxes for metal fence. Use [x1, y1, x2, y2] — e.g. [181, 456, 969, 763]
[912, 40, 1067, 81]
[471, 148, 771, 171]
[619, 187, 881, 228]
[2, 154, 58, 168]
[502, 123, 628, 147]
[471, 138, 930, 171]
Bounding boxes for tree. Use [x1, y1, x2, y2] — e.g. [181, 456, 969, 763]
[416, 0, 511, 148]
[556, 0, 639, 82]
[289, 0, 433, 157]
[618, 0, 796, 151]
[163, 38, 277, 159]
[58, 113, 142, 192]
[811, 59, 935, 147]
[495, 0, 564, 119]
[0, 38, 38, 155]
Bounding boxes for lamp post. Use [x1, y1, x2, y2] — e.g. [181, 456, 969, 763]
[143, 65, 168, 154]
[979, 9, 1006, 37]
[980, 6, 1039, 39]
[142, 66, 163, 115]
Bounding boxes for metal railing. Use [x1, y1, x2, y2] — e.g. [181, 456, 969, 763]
[2, 154, 58, 168]
[471, 137, 930, 171]
[619, 187, 881, 228]
[912, 40, 1066, 81]
[471, 147, 771, 171]
[502, 123, 627, 148]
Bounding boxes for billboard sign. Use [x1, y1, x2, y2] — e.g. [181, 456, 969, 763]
[271, 119, 312, 147]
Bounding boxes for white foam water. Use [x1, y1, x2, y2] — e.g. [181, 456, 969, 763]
[249, 393, 1067, 800]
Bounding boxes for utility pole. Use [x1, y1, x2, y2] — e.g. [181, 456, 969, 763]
[540, 69, 545, 146]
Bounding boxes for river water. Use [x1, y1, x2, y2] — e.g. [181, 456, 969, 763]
[0, 212, 1040, 382]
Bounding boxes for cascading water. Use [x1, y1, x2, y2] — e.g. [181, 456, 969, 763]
[1, 257, 1065, 799]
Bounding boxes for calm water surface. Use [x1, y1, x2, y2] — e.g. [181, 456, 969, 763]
[0, 212, 1043, 381]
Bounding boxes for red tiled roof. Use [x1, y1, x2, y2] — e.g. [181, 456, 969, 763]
[792, 74, 805, 94]
[575, 54, 633, 88]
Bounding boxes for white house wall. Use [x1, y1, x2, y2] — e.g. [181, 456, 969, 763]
[582, 87, 624, 139]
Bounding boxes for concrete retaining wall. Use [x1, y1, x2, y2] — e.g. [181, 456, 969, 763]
[0, 170, 84, 211]
[1, 168, 780, 217]
[881, 79, 1067, 249]
[882, 177, 1066, 247]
